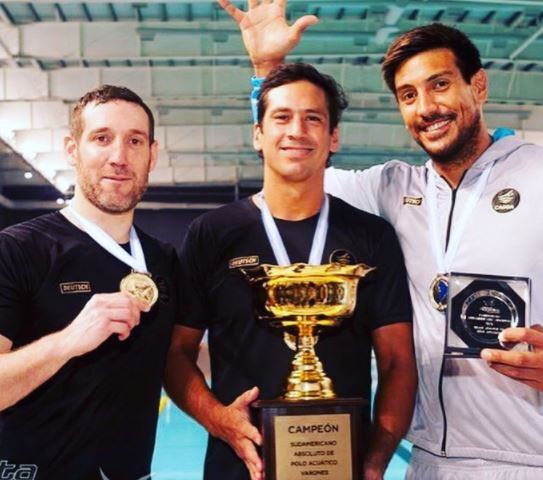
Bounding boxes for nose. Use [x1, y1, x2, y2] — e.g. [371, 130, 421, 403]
[416, 91, 439, 119]
[108, 138, 129, 166]
[287, 116, 306, 138]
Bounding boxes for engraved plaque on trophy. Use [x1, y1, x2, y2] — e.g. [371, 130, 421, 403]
[445, 272, 531, 358]
[242, 263, 374, 480]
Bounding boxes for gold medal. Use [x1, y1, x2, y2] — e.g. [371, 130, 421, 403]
[120, 271, 159, 307]
[429, 274, 449, 311]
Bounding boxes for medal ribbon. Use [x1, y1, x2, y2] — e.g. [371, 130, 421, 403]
[426, 162, 494, 274]
[68, 205, 148, 273]
[258, 192, 329, 266]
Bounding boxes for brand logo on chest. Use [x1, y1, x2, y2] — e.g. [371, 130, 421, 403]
[59, 281, 92, 294]
[492, 188, 520, 213]
[229, 256, 260, 269]
[329, 249, 356, 265]
[403, 196, 423, 206]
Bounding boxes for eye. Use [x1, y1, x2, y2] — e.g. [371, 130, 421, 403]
[95, 134, 110, 144]
[307, 115, 323, 123]
[273, 114, 289, 122]
[399, 90, 416, 104]
[434, 79, 450, 90]
[129, 137, 144, 146]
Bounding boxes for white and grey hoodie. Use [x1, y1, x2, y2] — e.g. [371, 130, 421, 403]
[325, 136, 543, 466]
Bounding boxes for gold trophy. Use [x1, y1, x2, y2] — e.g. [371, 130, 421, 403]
[242, 262, 374, 480]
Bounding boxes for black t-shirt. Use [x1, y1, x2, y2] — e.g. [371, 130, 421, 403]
[178, 196, 412, 480]
[0, 212, 180, 480]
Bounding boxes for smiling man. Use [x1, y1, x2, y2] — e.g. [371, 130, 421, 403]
[219, 1, 543, 478]
[165, 63, 416, 480]
[0, 85, 180, 479]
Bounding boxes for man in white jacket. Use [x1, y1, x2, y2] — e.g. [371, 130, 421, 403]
[219, 1, 543, 478]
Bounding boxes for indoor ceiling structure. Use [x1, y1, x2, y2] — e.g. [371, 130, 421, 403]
[0, 0, 542, 208]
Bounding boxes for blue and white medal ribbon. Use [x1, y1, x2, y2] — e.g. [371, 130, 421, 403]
[258, 192, 329, 266]
[426, 162, 494, 311]
[67, 205, 158, 306]
[68, 205, 148, 272]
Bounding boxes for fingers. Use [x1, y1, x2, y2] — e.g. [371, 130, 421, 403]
[238, 438, 264, 480]
[482, 345, 543, 391]
[108, 320, 132, 341]
[487, 362, 539, 381]
[291, 15, 319, 35]
[234, 386, 260, 408]
[498, 326, 543, 350]
[88, 293, 148, 338]
[244, 421, 263, 446]
[486, 362, 543, 390]
[481, 348, 541, 368]
[218, 0, 245, 23]
[231, 388, 262, 445]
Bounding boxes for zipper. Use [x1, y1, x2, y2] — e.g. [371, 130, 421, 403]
[438, 185, 456, 457]
[437, 169, 467, 457]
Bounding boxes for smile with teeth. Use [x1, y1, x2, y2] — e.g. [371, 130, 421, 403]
[420, 117, 453, 133]
[281, 146, 313, 153]
[423, 118, 451, 132]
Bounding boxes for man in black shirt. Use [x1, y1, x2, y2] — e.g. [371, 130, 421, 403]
[0, 86, 180, 479]
[166, 63, 417, 480]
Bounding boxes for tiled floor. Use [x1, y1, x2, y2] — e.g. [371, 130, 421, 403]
[151, 397, 410, 479]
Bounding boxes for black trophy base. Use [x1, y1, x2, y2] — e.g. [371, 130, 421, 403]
[252, 397, 368, 480]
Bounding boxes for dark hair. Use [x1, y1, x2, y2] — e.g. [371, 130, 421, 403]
[257, 63, 348, 133]
[382, 23, 483, 94]
[70, 85, 155, 143]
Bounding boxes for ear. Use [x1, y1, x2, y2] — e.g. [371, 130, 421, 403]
[149, 140, 159, 172]
[253, 123, 263, 151]
[471, 69, 488, 104]
[329, 127, 340, 153]
[64, 135, 78, 167]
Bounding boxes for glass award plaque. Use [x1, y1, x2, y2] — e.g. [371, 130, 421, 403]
[445, 272, 531, 358]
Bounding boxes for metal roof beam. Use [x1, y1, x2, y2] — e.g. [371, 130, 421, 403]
[108, 3, 118, 22]
[54, 3, 66, 22]
[82, 3, 92, 22]
[27, 3, 41, 23]
[0, 3, 15, 25]
[510, 23, 543, 59]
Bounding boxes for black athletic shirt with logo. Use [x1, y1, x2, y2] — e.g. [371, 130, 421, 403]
[0, 212, 180, 480]
[178, 195, 412, 480]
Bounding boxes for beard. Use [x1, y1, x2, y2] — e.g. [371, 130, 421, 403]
[76, 165, 149, 214]
[415, 110, 482, 166]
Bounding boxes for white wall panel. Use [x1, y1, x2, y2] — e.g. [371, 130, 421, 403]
[101, 68, 151, 97]
[5, 69, 48, 100]
[32, 101, 70, 129]
[166, 125, 204, 151]
[15, 129, 53, 154]
[83, 24, 140, 58]
[0, 101, 32, 131]
[50, 67, 101, 100]
[21, 23, 80, 59]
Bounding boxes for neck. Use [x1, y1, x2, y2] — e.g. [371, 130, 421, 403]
[64, 189, 134, 243]
[432, 124, 492, 188]
[260, 176, 324, 221]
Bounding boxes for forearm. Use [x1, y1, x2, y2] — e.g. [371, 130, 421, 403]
[0, 330, 74, 411]
[164, 348, 225, 436]
[365, 365, 417, 475]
